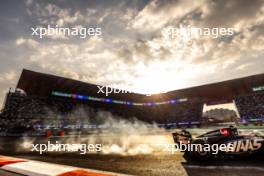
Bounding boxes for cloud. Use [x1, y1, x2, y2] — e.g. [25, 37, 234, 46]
[26, 2, 83, 26]
[128, 0, 203, 32]
[0, 0, 264, 104]
[199, 0, 264, 28]
[15, 36, 122, 84]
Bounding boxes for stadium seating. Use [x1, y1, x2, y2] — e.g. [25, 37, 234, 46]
[0, 90, 204, 133]
[235, 92, 264, 122]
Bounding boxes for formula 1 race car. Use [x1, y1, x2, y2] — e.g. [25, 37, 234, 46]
[172, 127, 264, 161]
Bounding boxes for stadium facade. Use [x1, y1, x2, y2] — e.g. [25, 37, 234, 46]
[0, 69, 264, 134]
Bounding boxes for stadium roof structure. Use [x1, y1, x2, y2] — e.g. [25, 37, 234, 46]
[165, 73, 264, 104]
[16, 69, 264, 103]
[16, 69, 145, 102]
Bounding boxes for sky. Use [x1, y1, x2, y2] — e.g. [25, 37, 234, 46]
[0, 0, 264, 106]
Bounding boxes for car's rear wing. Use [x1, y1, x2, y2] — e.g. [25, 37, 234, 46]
[172, 130, 192, 144]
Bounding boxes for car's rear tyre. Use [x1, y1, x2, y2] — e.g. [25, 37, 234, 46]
[183, 139, 212, 161]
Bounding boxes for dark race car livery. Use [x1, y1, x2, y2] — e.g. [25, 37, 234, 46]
[172, 127, 264, 161]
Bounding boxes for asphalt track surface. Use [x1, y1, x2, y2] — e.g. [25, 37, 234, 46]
[0, 169, 24, 176]
[1, 151, 264, 176]
[1, 129, 264, 176]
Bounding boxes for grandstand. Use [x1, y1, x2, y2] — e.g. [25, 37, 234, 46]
[0, 69, 264, 134]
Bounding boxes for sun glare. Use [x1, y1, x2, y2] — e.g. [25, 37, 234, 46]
[131, 65, 187, 95]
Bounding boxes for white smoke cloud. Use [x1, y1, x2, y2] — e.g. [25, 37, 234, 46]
[16, 107, 173, 155]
